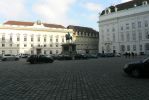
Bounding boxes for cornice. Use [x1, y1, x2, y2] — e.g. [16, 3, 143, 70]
[0, 25, 73, 33]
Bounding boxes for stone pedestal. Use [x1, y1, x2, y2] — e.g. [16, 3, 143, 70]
[61, 43, 77, 59]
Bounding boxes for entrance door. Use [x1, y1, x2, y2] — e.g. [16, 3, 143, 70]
[36, 49, 41, 55]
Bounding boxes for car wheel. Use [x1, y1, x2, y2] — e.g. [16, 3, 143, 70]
[131, 68, 140, 77]
[2, 58, 7, 61]
[15, 58, 19, 61]
[49, 59, 54, 63]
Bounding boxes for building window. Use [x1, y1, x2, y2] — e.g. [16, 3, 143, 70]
[133, 45, 136, 51]
[17, 44, 19, 47]
[2, 50, 5, 54]
[107, 29, 109, 32]
[31, 44, 33, 47]
[44, 50, 46, 55]
[112, 33, 115, 42]
[31, 37, 33, 42]
[126, 32, 130, 41]
[132, 31, 136, 41]
[24, 44, 27, 47]
[121, 32, 124, 41]
[91, 33, 93, 37]
[31, 50, 34, 54]
[138, 31, 142, 40]
[56, 50, 58, 54]
[138, 21, 141, 28]
[132, 23, 135, 29]
[127, 45, 130, 51]
[50, 44, 53, 47]
[2, 44, 5, 47]
[50, 50, 52, 54]
[120, 26, 123, 31]
[56, 44, 58, 47]
[145, 20, 148, 27]
[62, 38, 64, 42]
[2, 36, 5, 41]
[10, 44, 12, 47]
[145, 29, 149, 39]
[112, 28, 115, 32]
[88, 33, 90, 36]
[145, 43, 149, 50]
[44, 44, 46, 47]
[9, 50, 12, 54]
[50, 38, 52, 42]
[38, 37, 40, 42]
[44, 37, 46, 42]
[56, 38, 58, 42]
[126, 23, 129, 30]
[120, 45, 125, 52]
[140, 45, 143, 51]
[38, 44, 40, 47]
[10, 36, 12, 42]
[24, 37, 27, 41]
[17, 37, 20, 41]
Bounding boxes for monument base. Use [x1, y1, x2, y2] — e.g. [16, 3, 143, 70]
[61, 43, 77, 55]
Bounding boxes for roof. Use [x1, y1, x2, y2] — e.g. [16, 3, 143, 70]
[100, 0, 149, 16]
[67, 25, 99, 34]
[4, 21, 65, 29]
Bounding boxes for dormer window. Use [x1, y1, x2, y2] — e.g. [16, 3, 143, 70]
[143, 1, 148, 5]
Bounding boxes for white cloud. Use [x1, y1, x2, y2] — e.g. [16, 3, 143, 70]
[32, 0, 77, 25]
[84, 2, 104, 12]
[0, 0, 29, 20]
[121, 0, 132, 3]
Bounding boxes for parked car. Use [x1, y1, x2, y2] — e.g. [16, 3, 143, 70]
[57, 54, 72, 60]
[86, 54, 98, 59]
[21, 54, 30, 58]
[1, 54, 19, 61]
[27, 55, 54, 64]
[98, 53, 115, 57]
[74, 54, 88, 60]
[123, 57, 149, 77]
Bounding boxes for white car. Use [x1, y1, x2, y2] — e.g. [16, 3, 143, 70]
[1, 54, 19, 61]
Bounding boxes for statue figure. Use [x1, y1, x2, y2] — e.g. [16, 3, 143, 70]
[65, 32, 72, 43]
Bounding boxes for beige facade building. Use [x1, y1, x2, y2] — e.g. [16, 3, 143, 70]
[0, 20, 73, 55]
[67, 25, 99, 54]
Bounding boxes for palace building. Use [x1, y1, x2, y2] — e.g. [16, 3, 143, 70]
[98, 0, 149, 55]
[0, 20, 73, 55]
[67, 25, 99, 54]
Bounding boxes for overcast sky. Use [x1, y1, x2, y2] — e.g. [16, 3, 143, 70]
[0, 0, 132, 31]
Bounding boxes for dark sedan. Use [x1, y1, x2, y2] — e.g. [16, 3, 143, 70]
[27, 55, 54, 64]
[123, 57, 149, 77]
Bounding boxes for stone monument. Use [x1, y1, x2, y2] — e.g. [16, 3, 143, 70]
[61, 32, 77, 58]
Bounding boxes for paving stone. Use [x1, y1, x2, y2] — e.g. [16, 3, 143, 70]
[0, 57, 148, 100]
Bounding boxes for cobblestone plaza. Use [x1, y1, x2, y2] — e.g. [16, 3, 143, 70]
[0, 57, 149, 100]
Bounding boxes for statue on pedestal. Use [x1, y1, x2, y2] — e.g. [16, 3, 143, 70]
[65, 32, 72, 43]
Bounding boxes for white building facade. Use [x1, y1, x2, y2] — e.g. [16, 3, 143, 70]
[98, 0, 149, 55]
[0, 21, 73, 55]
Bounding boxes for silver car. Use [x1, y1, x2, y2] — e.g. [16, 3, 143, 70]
[1, 54, 19, 61]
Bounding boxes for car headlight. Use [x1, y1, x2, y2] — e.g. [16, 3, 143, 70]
[124, 64, 128, 69]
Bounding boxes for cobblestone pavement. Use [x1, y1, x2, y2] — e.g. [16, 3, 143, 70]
[0, 56, 149, 100]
